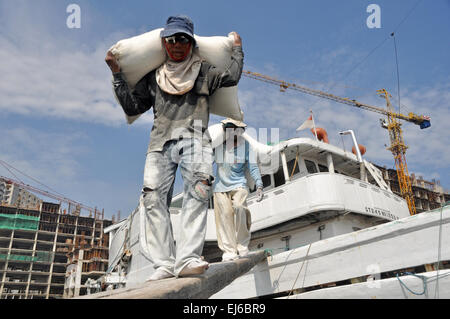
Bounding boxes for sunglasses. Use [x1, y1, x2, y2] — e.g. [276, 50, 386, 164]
[164, 35, 191, 45]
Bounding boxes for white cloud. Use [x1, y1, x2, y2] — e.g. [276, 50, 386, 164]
[0, 35, 134, 126]
[0, 126, 88, 187]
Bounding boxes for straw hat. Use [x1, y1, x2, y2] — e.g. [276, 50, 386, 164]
[220, 118, 247, 128]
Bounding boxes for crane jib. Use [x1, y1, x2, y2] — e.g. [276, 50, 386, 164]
[242, 70, 431, 129]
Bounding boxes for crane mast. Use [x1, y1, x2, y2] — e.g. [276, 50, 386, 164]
[243, 70, 432, 215]
[377, 89, 416, 215]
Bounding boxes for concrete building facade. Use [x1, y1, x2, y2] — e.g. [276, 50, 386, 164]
[0, 202, 112, 299]
[0, 183, 5, 204]
[375, 165, 449, 213]
[0, 182, 42, 210]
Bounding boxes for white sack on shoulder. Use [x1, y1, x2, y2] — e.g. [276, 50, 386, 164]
[194, 33, 234, 69]
[110, 28, 165, 90]
[110, 30, 243, 124]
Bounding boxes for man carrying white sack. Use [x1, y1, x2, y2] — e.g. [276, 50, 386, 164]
[105, 15, 244, 280]
[213, 119, 264, 262]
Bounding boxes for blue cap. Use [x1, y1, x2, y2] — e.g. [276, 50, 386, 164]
[160, 15, 195, 41]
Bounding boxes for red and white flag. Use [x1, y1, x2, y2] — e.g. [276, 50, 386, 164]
[296, 115, 314, 131]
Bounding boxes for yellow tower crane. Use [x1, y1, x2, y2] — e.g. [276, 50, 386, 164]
[242, 70, 432, 215]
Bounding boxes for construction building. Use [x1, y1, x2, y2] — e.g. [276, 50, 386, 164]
[375, 165, 449, 213]
[0, 183, 5, 202]
[64, 234, 110, 298]
[0, 181, 42, 210]
[0, 201, 112, 299]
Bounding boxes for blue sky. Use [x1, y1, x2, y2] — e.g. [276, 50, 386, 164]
[0, 0, 449, 220]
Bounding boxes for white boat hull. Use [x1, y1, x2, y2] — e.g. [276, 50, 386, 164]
[211, 206, 450, 298]
[282, 269, 450, 299]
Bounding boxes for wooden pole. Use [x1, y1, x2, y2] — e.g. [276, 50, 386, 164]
[75, 250, 268, 299]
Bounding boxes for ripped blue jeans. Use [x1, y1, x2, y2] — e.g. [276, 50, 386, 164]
[142, 138, 213, 276]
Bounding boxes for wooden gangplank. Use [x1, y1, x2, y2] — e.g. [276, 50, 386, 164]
[76, 250, 268, 299]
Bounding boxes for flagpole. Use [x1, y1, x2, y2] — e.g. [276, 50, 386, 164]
[310, 110, 318, 141]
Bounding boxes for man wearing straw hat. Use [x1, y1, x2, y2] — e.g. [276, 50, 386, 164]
[213, 118, 264, 262]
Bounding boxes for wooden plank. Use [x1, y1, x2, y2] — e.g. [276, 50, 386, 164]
[75, 250, 267, 299]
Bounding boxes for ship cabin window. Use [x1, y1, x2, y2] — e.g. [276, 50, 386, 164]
[249, 173, 273, 194]
[233, 173, 271, 202]
[274, 166, 286, 187]
[318, 164, 329, 172]
[262, 174, 272, 188]
[304, 160, 318, 174]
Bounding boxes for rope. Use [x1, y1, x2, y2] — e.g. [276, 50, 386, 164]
[290, 151, 299, 178]
[281, 1, 422, 95]
[392, 0, 424, 34]
[396, 199, 448, 300]
[272, 249, 297, 292]
[287, 243, 312, 298]
[0, 158, 68, 199]
[261, 199, 448, 298]
[434, 203, 445, 298]
[342, 0, 423, 84]
[392, 33, 401, 114]
[427, 271, 450, 283]
[263, 239, 450, 299]
[267, 243, 314, 293]
[396, 272, 427, 296]
[0, 160, 25, 184]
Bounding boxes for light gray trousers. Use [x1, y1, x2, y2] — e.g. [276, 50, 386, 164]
[213, 188, 251, 260]
[142, 138, 213, 276]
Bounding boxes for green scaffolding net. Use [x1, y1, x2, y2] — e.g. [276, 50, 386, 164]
[0, 254, 35, 262]
[0, 252, 54, 262]
[0, 213, 40, 231]
[35, 251, 53, 262]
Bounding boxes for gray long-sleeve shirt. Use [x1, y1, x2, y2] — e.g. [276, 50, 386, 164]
[113, 46, 244, 153]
